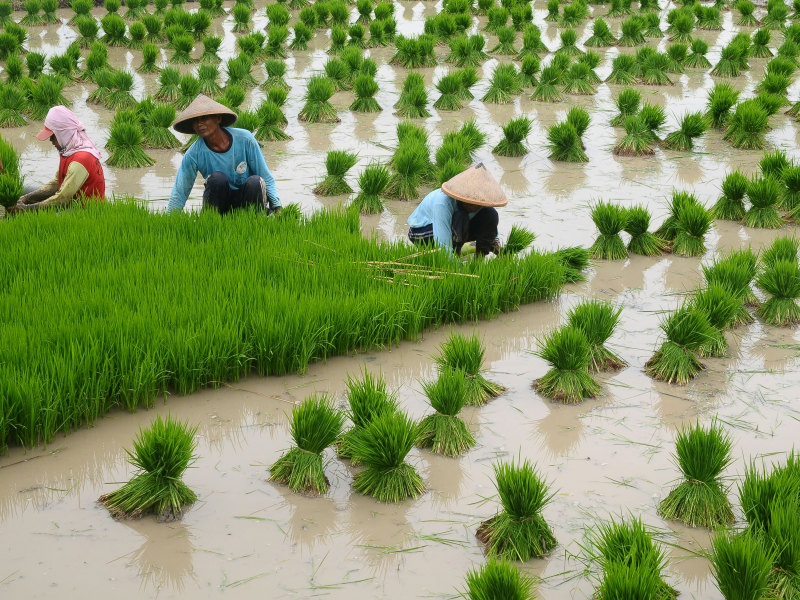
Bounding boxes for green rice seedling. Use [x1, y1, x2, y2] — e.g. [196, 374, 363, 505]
[349, 410, 423, 503]
[658, 420, 735, 526]
[533, 326, 600, 403]
[756, 260, 800, 325]
[231, 2, 250, 33]
[328, 0, 348, 26]
[493, 116, 532, 157]
[226, 56, 256, 88]
[477, 458, 557, 560]
[446, 34, 488, 67]
[693, 284, 740, 356]
[264, 25, 289, 59]
[666, 43, 688, 73]
[664, 112, 708, 152]
[606, 0, 632, 18]
[639, 52, 673, 85]
[757, 73, 790, 104]
[105, 0, 120, 13]
[711, 44, 745, 78]
[781, 165, 800, 210]
[27, 75, 69, 121]
[356, 0, 372, 24]
[463, 559, 535, 600]
[367, 19, 389, 48]
[0, 32, 19, 60]
[385, 140, 428, 201]
[124, 0, 147, 21]
[0, 136, 23, 207]
[86, 68, 115, 105]
[434, 332, 505, 406]
[437, 159, 465, 184]
[589, 202, 627, 260]
[137, 43, 161, 75]
[142, 104, 180, 149]
[267, 87, 287, 108]
[101, 13, 128, 47]
[684, 38, 712, 69]
[563, 62, 596, 95]
[456, 66, 479, 98]
[347, 23, 366, 48]
[458, 119, 487, 156]
[314, 151, 358, 196]
[739, 456, 800, 535]
[756, 92, 784, 117]
[482, 64, 520, 104]
[26, 52, 45, 80]
[75, 16, 100, 48]
[624, 205, 667, 255]
[763, 501, 800, 598]
[531, 65, 562, 102]
[654, 189, 701, 242]
[585, 18, 616, 47]
[695, 4, 721, 29]
[618, 15, 646, 47]
[417, 368, 475, 457]
[236, 34, 263, 63]
[491, 26, 517, 55]
[702, 254, 757, 326]
[70, 0, 92, 22]
[518, 55, 540, 88]
[595, 558, 668, 600]
[196, 64, 220, 97]
[744, 176, 784, 228]
[434, 73, 464, 111]
[395, 76, 430, 119]
[350, 74, 381, 113]
[710, 530, 774, 600]
[290, 22, 312, 51]
[724, 100, 769, 150]
[266, 2, 289, 28]
[102, 70, 136, 110]
[153, 0, 168, 15]
[760, 149, 789, 180]
[337, 370, 397, 462]
[759, 237, 799, 272]
[751, 28, 773, 59]
[327, 26, 347, 54]
[711, 170, 749, 220]
[269, 395, 344, 495]
[669, 11, 695, 43]
[559, 3, 584, 27]
[706, 82, 740, 129]
[614, 114, 654, 156]
[390, 35, 437, 68]
[547, 122, 587, 162]
[579, 51, 602, 85]
[736, 0, 759, 25]
[40, 0, 58, 23]
[218, 84, 245, 112]
[555, 28, 581, 57]
[553, 247, 588, 283]
[566, 106, 590, 142]
[126, 22, 146, 50]
[610, 88, 640, 127]
[764, 1, 790, 29]
[503, 225, 535, 255]
[351, 162, 390, 214]
[642, 13, 662, 39]
[154, 67, 180, 103]
[776, 37, 800, 65]
[545, 0, 559, 21]
[262, 59, 288, 91]
[199, 35, 221, 63]
[0, 86, 27, 128]
[174, 75, 200, 110]
[106, 120, 155, 168]
[98, 416, 198, 520]
[143, 15, 164, 44]
[254, 101, 290, 142]
[517, 25, 547, 59]
[486, 5, 509, 31]
[566, 300, 625, 371]
[0, 0, 9, 26]
[645, 306, 714, 384]
[48, 54, 76, 82]
[20, 0, 43, 25]
[298, 75, 338, 123]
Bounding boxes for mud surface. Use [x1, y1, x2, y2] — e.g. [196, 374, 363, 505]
[3, 1, 800, 599]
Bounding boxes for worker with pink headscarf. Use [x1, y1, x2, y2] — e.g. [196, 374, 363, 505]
[11, 106, 105, 212]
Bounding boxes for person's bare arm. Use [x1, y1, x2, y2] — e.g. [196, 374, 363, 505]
[32, 162, 90, 209]
[19, 179, 59, 204]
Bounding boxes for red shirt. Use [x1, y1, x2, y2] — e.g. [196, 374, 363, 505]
[58, 151, 105, 201]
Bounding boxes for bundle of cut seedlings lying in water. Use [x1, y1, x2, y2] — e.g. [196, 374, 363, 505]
[589, 516, 677, 600]
[703, 252, 757, 326]
[0, 86, 27, 128]
[313, 150, 358, 196]
[138, 43, 160, 74]
[476, 458, 557, 560]
[417, 368, 475, 457]
[349, 409, 423, 502]
[692, 284, 740, 357]
[433, 73, 463, 111]
[493, 116, 532, 157]
[639, 103, 666, 143]
[254, 101, 290, 142]
[685, 38, 712, 68]
[618, 15, 646, 47]
[756, 259, 800, 325]
[760, 149, 790, 180]
[446, 33, 488, 67]
[503, 224, 536, 255]
[0, 135, 23, 209]
[106, 117, 155, 169]
[142, 104, 181, 149]
[337, 370, 397, 462]
[390, 34, 436, 68]
[154, 66, 181, 103]
[196, 64, 221, 97]
[710, 530, 774, 600]
[585, 17, 616, 47]
[614, 115, 654, 156]
[533, 326, 600, 403]
[711, 170, 749, 220]
[174, 75, 201, 111]
[463, 559, 535, 600]
[483, 64, 520, 104]
[298, 75, 339, 123]
[323, 57, 351, 91]
[106, 70, 136, 110]
[385, 139, 428, 201]
[262, 59, 289, 91]
[394, 72, 430, 119]
[624, 205, 667, 256]
[589, 202, 628, 260]
[563, 62, 596, 95]
[516, 24, 547, 60]
[645, 306, 714, 384]
[654, 190, 700, 242]
[531, 65, 562, 102]
[26, 52, 45, 80]
[665, 43, 688, 73]
[351, 162, 390, 214]
[27, 75, 69, 121]
[491, 26, 517, 55]
[724, 100, 769, 150]
[434, 332, 505, 406]
[264, 25, 289, 59]
[606, 54, 638, 85]
[610, 88, 640, 127]
[744, 176, 784, 228]
[101, 13, 128, 46]
[556, 246, 590, 283]
[706, 82, 740, 129]
[556, 28, 581, 56]
[566, 107, 590, 144]
[658, 420, 734, 528]
[736, 0, 759, 25]
[663, 111, 708, 151]
[98, 416, 198, 520]
[672, 201, 712, 257]
[350, 73, 381, 113]
[269, 394, 344, 495]
[566, 300, 626, 372]
[547, 121, 586, 162]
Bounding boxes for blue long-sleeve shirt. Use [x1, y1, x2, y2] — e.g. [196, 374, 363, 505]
[407, 188, 480, 251]
[167, 127, 280, 212]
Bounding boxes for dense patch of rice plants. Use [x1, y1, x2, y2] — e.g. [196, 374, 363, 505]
[417, 368, 475, 457]
[624, 205, 668, 256]
[589, 201, 628, 260]
[712, 170, 749, 220]
[645, 306, 715, 384]
[566, 300, 626, 371]
[533, 326, 601, 403]
[434, 332, 505, 406]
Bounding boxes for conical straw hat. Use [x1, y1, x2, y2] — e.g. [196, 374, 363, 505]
[441, 163, 508, 208]
[172, 94, 237, 134]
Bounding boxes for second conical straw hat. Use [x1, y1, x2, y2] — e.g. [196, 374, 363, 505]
[172, 94, 238, 134]
[441, 163, 508, 207]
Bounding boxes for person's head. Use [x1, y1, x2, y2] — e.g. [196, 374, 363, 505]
[457, 200, 483, 213]
[172, 94, 237, 135]
[441, 163, 509, 212]
[191, 114, 224, 139]
[36, 106, 86, 155]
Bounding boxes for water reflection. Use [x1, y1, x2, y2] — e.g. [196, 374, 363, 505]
[282, 491, 342, 551]
[125, 520, 195, 594]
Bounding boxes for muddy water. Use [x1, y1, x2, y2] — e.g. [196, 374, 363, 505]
[4, 2, 800, 599]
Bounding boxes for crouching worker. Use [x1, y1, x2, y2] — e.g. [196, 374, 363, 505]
[407, 163, 507, 256]
[10, 106, 105, 213]
[167, 94, 280, 215]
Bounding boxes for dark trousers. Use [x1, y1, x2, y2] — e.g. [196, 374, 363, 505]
[203, 172, 267, 215]
[408, 207, 499, 255]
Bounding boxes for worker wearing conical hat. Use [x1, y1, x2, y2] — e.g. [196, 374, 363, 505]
[166, 94, 281, 215]
[407, 163, 507, 256]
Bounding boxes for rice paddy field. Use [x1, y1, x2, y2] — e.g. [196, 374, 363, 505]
[3, 0, 800, 597]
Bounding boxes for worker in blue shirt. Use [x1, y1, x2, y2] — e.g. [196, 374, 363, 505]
[407, 163, 507, 256]
[167, 94, 281, 215]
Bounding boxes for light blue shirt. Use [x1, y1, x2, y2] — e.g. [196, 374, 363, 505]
[407, 188, 480, 250]
[167, 127, 280, 212]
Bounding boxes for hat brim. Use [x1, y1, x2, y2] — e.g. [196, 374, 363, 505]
[36, 126, 54, 141]
[173, 112, 237, 135]
[441, 183, 508, 207]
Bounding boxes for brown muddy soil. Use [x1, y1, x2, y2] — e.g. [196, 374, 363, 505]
[3, 2, 800, 599]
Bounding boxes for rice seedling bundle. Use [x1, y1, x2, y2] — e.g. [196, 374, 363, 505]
[757, 74, 791, 105]
[588, 201, 628, 260]
[624, 205, 667, 256]
[563, 62, 596, 95]
[545, 0, 559, 22]
[533, 325, 600, 402]
[26, 52, 45, 80]
[750, 28, 774, 59]
[0, 0, 10, 25]
[218, 84, 245, 112]
[27, 75, 69, 121]
[70, 0, 92, 22]
[490, 26, 517, 55]
[777, 37, 800, 65]
[503, 225, 535, 255]
[510, 3, 532, 29]
[350, 73, 381, 113]
[556, 246, 590, 283]
[759, 150, 789, 182]
[105, 70, 136, 110]
[39, 0, 58, 24]
[463, 560, 535, 600]
[0, 86, 27, 128]
[171, 74, 200, 110]
[546, 121, 585, 162]
[265, 3, 289, 28]
[385, 140, 428, 201]
[0, 32, 20, 60]
[434, 332, 505, 406]
[417, 368, 475, 457]
[518, 55, 539, 88]
[4, 22, 26, 48]
[517, 24, 548, 59]
[723, 100, 768, 150]
[136, 43, 161, 75]
[652, 190, 697, 242]
[606, 0, 632, 18]
[0, 135, 23, 208]
[101, 13, 128, 46]
[485, 5, 509, 31]
[672, 202, 712, 257]
[226, 56, 256, 89]
[4, 56, 23, 85]
[336, 370, 398, 462]
[199, 35, 221, 64]
[706, 82, 740, 129]
[645, 306, 714, 384]
[259, 59, 288, 92]
[288, 22, 312, 51]
[566, 106, 590, 141]
[394, 75, 429, 119]
[762, 236, 799, 269]
[666, 43, 688, 73]
[124, 0, 147, 21]
[610, 88, 641, 127]
[252, 101, 289, 142]
[49, 54, 77, 82]
[685, 38, 711, 68]
[595, 561, 665, 600]
[567, 300, 626, 371]
[269, 394, 344, 495]
[692, 284, 740, 356]
[736, 0, 759, 26]
[476, 458, 557, 560]
[606, 54, 638, 85]
[779, 166, 800, 213]
[641, 12, 662, 38]
[350, 162, 390, 214]
[458, 119, 487, 156]
[142, 104, 181, 149]
[126, 22, 146, 50]
[755, 259, 800, 325]
[743, 176, 784, 228]
[446, 33, 488, 67]
[619, 15, 646, 47]
[106, 119, 155, 168]
[264, 25, 289, 59]
[143, 15, 164, 43]
[482, 64, 521, 104]
[298, 75, 338, 123]
[231, 2, 251, 32]
[105, 0, 120, 13]
[764, 0, 790, 29]
[639, 52, 673, 85]
[431, 73, 462, 111]
[584, 18, 616, 48]
[390, 34, 436, 68]
[346, 23, 366, 48]
[151, 66, 180, 103]
[493, 116, 532, 157]
[86, 67, 115, 105]
[710, 530, 774, 600]
[708, 171, 748, 222]
[695, 4, 722, 29]
[313, 150, 358, 196]
[20, 0, 43, 26]
[531, 65, 562, 102]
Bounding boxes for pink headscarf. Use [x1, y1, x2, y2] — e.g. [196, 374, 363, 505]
[37, 106, 102, 161]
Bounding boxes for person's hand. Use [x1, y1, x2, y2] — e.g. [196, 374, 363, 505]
[18, 193, 31, 205]
[6, 202, 25, 215]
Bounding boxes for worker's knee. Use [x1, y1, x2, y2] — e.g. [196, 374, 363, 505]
[206, 171, 229, 190]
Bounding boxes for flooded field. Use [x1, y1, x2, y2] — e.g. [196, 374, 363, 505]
[2, 0, 800, 598]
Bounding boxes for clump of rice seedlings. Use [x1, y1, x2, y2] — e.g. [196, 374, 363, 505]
[624, 205, 667, 256]
[26, 52, 45, 80]
[39, 0, 58, 23]
[266, 2, 289, 28]
[555, 28, 581, 57]
[3, 55, 23, 85]
[519, 55, 539, 88]
[230, 2, 251, 32]
[531, 65, 562, 102]
[703, 254, 757, 326]
[98, 416, 198, 520]
[136, 43, 160, 75]
[347, 23, 366, 48]
[142, 15, 164, 44]
[710, 530, 774, 600]
[417, 368, 475, 457]
[153, 66, 180, 103]
[643, 12, 662, 38]
[555, 246, 590, 283]
[606, 55, 638, 85]
[756, 259, 800, 325]
[614, 115, 654, 156]
[724, 100, 769, 150]
[756, 92, 784, 117]
[781, 165, 800, 211]
[27, 75, 69, 121]
[695, 5, 722, 30]
[391, 35, 437, 68]
[736, 0, 759, 26]
[491, 26, 517, 55]
[760, 149, 789, 180]
[433, 73, 463, 111]
[446, 33, 488, 67]
[349, 410, 424, 503]
[563, 63, 596, 95]
[173, 74, 200, 110]
[262, 59, 289, 91]
[486, 5, 509, 31]
[298, 75, 338, 123]
[606, 0, 632, 18]
[337, 370, 398, 462]
[20, 0, 43, 25]
[327, 26, 347, 54]
[126, 21, 146, 50]
[645, 306, 714, 384]
[706, 82, 740, 129]
[434, 332, 505, 406]
[663, 112, 708, 152]
[693, 284, 740, 356]
[106, 120, 155, 168]
[199, 35, 221, 63]
[264, 25, 289, 59]
[86, 67, 114, 104]
[226, 56, 256, 88]
[659, 418, 734, 525]
[482, 64, 520, 104]
[618, 15, 646, 47]
[711, 44, 744, 78]
[566, 107, 590, 143]
[0, 0, 10, 26]
[254, 101, 290, 142]
[269, 395, 344, 496]
[544, 0, 559, 22]
[666, 43, 688, 73]
[711, 170, 749, 220]
[533, 326, 600, 403]
[193, 63, 219, 97]
[493, 116, 532, 157]
[750, 28, 774, 59]
[547, 122, 586, 162]
[610, 88, 640, 127]
[142, 104, 180, 149]
[48, 53, 76, 81]
[566, 300, 625, 372]
[103, 70, 136, 110]
[744, 176, 784, 228]
[654, 189, 700, 242]
[323, 58, 350, 92]
[764, 0, 790, 29]
[0, 136, 23, 208]
[758, 73, 791, 105]
[100, 13, 128, 46]
[124, 0, 146, 21]
[217, 84, 245, 112]
[70, 0, 92, 23]
[669, 11, 695, 43]
[289, 22, 312, 51]
[517, 25, 548, 59]
[313, 150, 358, 196]
[75, 16, 100, 48]
[463, 560, 535, 600]
[0, 87, 27, 128]
[685, 38, 711, 69]
[639, 52, 673, 85]
[395, 74, 430, 119]
[351, 162, 390, 214]
[350, 74, 381, 113]
[385, 140, 428, 201]
[503, 225, 536, 255]
[584, 18, 616, 47]
[589, 202, 627, 260]
[476, 458, 557, 560]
